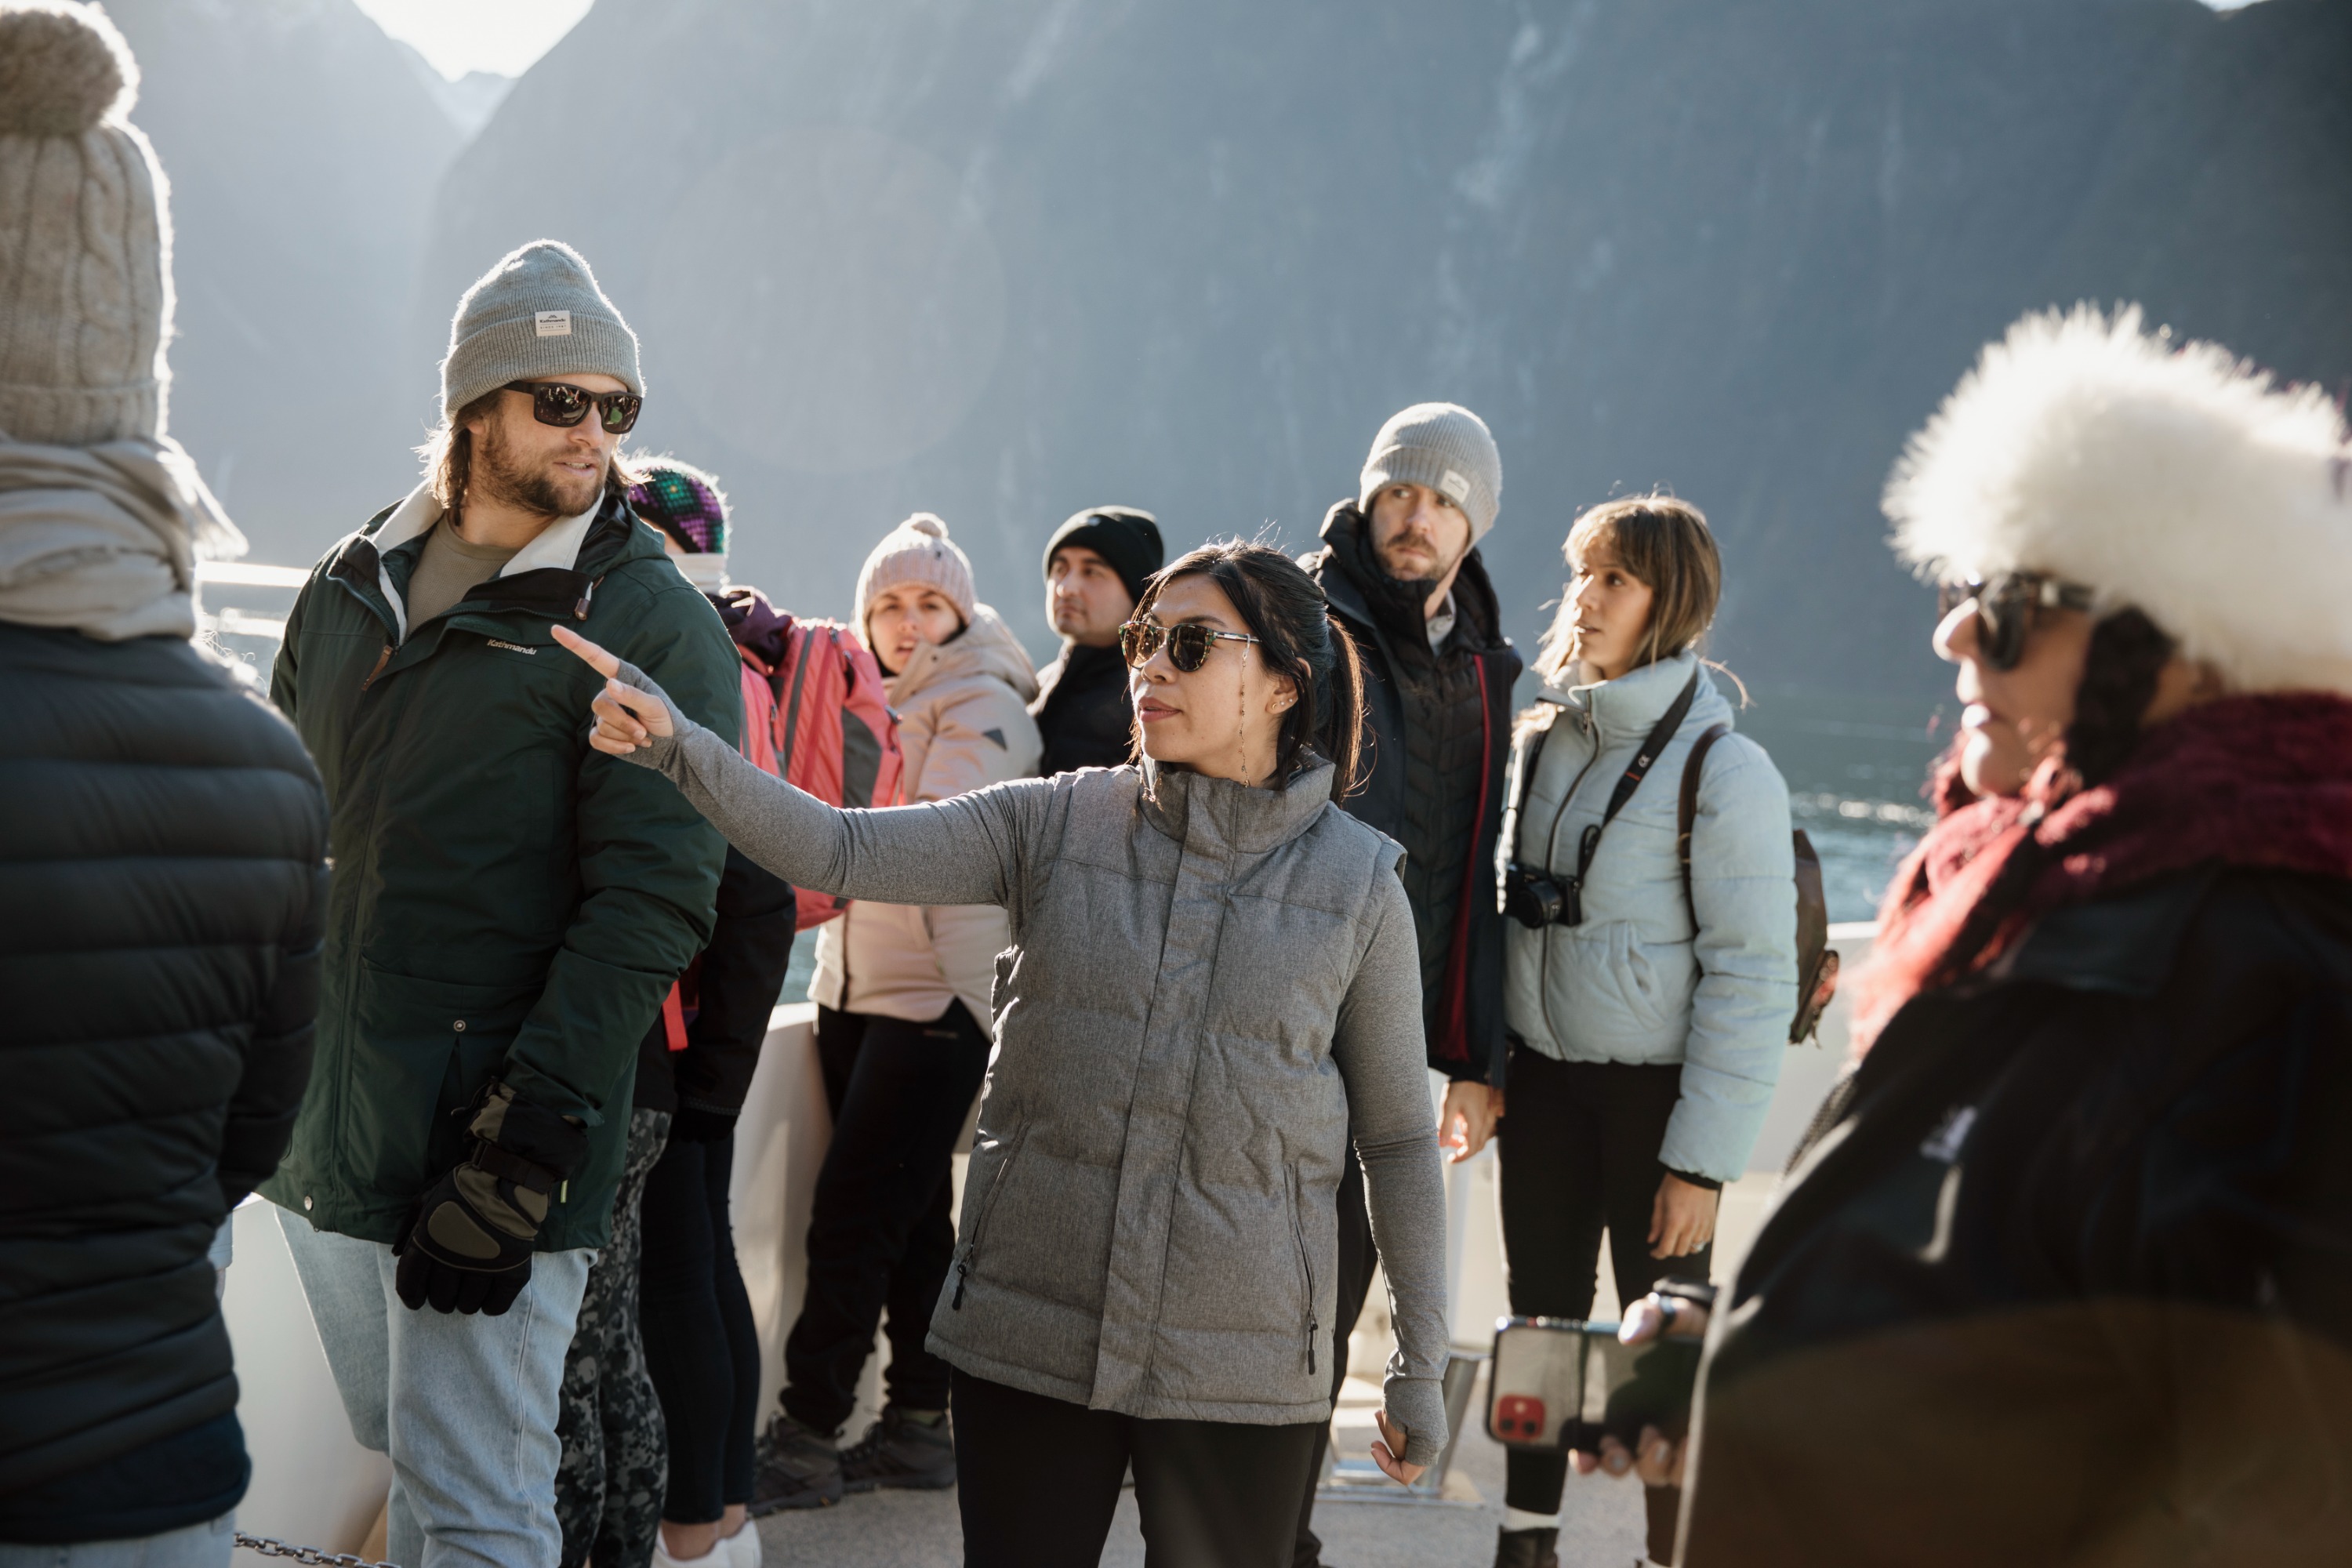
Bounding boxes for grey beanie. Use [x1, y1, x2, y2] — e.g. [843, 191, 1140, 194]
[0, 2, 172, 445]
[1359, 402, 1503, 543]
[441, 239, 641, 418]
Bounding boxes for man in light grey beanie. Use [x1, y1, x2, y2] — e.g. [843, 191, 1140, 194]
[1295, 401, 1520, 1567]
[263, 235, 739, 1567]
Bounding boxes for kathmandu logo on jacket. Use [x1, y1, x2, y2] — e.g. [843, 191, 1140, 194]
[486, 639, 537, 656]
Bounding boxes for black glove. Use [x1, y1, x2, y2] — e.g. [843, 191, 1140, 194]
[666, 1105, 739, 1144]
[394, 1083, 588, 1316]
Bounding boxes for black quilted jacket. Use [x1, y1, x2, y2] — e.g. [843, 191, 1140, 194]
[0, 622, 326, 1534]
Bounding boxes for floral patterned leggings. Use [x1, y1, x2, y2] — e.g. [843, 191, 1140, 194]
[554, 1106, 673, 1568]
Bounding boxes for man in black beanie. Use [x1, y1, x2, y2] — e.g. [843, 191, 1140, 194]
[1029, 506, 1163, 775]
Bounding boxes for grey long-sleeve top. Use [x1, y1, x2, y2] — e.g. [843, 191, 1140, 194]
[612, 662, 1451, 1459]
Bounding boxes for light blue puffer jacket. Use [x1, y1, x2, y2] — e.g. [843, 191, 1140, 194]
[1500, 652, 1797, 1182]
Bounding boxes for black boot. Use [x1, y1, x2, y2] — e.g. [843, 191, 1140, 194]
[839, 1404, 957, 1493]
[1493, 1525, 1560, 1568]
[749, 1411, 843, 1516]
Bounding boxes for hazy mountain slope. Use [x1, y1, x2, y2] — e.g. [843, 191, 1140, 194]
[106, 0, 463, 562]
[408, 0, 2350, 698]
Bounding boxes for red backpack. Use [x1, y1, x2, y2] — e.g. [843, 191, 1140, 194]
[734, 618, 903, 931]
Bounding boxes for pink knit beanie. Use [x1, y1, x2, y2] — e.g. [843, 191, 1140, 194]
[855, 512, 975, 627]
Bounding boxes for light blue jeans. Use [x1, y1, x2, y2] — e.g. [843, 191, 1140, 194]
[0, 1515, 230, 1568]
[275, 1207, 592, 1568]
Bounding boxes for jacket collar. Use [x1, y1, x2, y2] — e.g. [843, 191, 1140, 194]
[1311, 499, 1506, 658]
[337, 482, 638, 639]
[1544, 650, 1731, 746]
[1138, 756, 1336, 855]
[884, 603, 1040, 707]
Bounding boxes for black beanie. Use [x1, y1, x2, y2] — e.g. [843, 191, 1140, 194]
[1043, 506, 1163, 604]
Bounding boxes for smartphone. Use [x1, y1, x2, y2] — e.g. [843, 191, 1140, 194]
[1486, 1316, 1701, 1452]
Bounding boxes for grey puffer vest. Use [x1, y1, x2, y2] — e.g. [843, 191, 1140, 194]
[612, 680, 1451, 1460]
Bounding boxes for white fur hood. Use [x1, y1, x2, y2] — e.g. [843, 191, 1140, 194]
[1885, 303, 2352, 696]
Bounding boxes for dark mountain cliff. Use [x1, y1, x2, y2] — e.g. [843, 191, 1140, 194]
[105, 0, 462, 551]
[129, 1, 2349, 702]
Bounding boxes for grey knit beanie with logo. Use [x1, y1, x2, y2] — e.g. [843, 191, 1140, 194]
[441, 239, 642, 418]
[1359, 402, 1503, 543]
[0, 1, 173, 445]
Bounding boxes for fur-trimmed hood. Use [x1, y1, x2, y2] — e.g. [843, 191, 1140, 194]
[1884, 304, 2352, 695]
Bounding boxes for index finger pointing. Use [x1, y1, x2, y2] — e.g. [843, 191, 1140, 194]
[550, 624, 620, 677]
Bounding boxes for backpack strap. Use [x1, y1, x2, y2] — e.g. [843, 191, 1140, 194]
[1677, 722, 1731, 923]
[777, 625, 822, 775]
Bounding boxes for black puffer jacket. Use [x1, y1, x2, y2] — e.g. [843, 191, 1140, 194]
[1030, 641, 1134, 776]
[634, 848, 798, 1120]
[0, 624, 326, 1534]
[1684, 867, 2352, 1564]
[1305, 502, 1520, 1083]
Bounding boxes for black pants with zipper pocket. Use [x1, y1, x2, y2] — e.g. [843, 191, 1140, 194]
[779, 1000, 991, 1433]
[1497, 1046, 1713, 1559]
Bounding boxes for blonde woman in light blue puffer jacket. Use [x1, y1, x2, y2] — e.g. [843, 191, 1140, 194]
[1490, 494, 1796, 1568]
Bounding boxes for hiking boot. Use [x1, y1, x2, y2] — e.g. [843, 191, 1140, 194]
[839, 1405, 956, 1493]
[1492, 1526, 1559, 1568]
[748, 1412, 841, 1515]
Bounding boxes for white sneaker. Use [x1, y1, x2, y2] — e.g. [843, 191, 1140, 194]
[724, 1519, 763, 1568]
[651, 1535, 724, 1568]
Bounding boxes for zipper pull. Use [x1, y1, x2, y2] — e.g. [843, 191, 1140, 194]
[360, 643, 392, 691]
[1308, 1316, 1319, 1374]
[950, 1260, 969, 1310]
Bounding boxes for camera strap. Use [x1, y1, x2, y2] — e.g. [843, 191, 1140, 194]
[1561, 669, 1702, 923]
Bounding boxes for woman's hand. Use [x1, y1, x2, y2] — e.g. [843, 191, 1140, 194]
[1649, 1171, 1718, 1260]
[1370, 1409, 1425, 1487]
[1439, 1080, 1504, 1163]
[1578, 1425, 1686, 1487]
[551, 626, 674, 756]
[1567, 1293, 1710, 1483]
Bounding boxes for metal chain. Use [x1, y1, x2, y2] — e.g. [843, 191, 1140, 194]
[234, 1530, 397, 1568]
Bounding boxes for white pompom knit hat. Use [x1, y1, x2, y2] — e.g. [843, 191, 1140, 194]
[1885, 303, 2352, 697]
[0, 1, 174, 445]
[856, 513, 975, 629]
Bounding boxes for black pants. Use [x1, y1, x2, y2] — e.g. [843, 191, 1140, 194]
[781, 1000, 992, 1432]
[954, 1370, 1324, 1568]
[1289, 1149, 1380, 1567]
[1497, 1047, 1711, 1559]
[639, 1127, 762, 1523]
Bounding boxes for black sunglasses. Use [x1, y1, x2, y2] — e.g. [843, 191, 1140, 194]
[504, 379, 643, 435]
[1936, 572, 2094, 671]
[1119, 619, 1263, 673]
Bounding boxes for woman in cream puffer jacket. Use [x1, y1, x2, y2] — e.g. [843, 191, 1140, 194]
[811, 604, 1043, 1030]
[779, 514, 1040, 1499]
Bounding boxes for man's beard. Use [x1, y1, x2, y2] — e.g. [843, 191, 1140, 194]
[472, 416, 605, 518]
[1374, 533, 1463, 590]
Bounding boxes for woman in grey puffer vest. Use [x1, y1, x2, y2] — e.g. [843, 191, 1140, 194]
[1491, 495, 1797, 1568]
[555, 543, 1448, 1568]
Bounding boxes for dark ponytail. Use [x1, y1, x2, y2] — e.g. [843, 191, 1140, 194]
[1132, 539, 1370, 796]
[1930, 607, 2177, 985]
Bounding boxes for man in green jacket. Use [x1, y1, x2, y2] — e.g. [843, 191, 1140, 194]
[262, 240, 739, 1565]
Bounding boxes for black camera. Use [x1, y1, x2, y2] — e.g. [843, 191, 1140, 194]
[1502, 862, 1581, 929]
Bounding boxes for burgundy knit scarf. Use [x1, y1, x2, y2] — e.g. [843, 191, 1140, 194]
[1849, 692, 2352, 1051]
